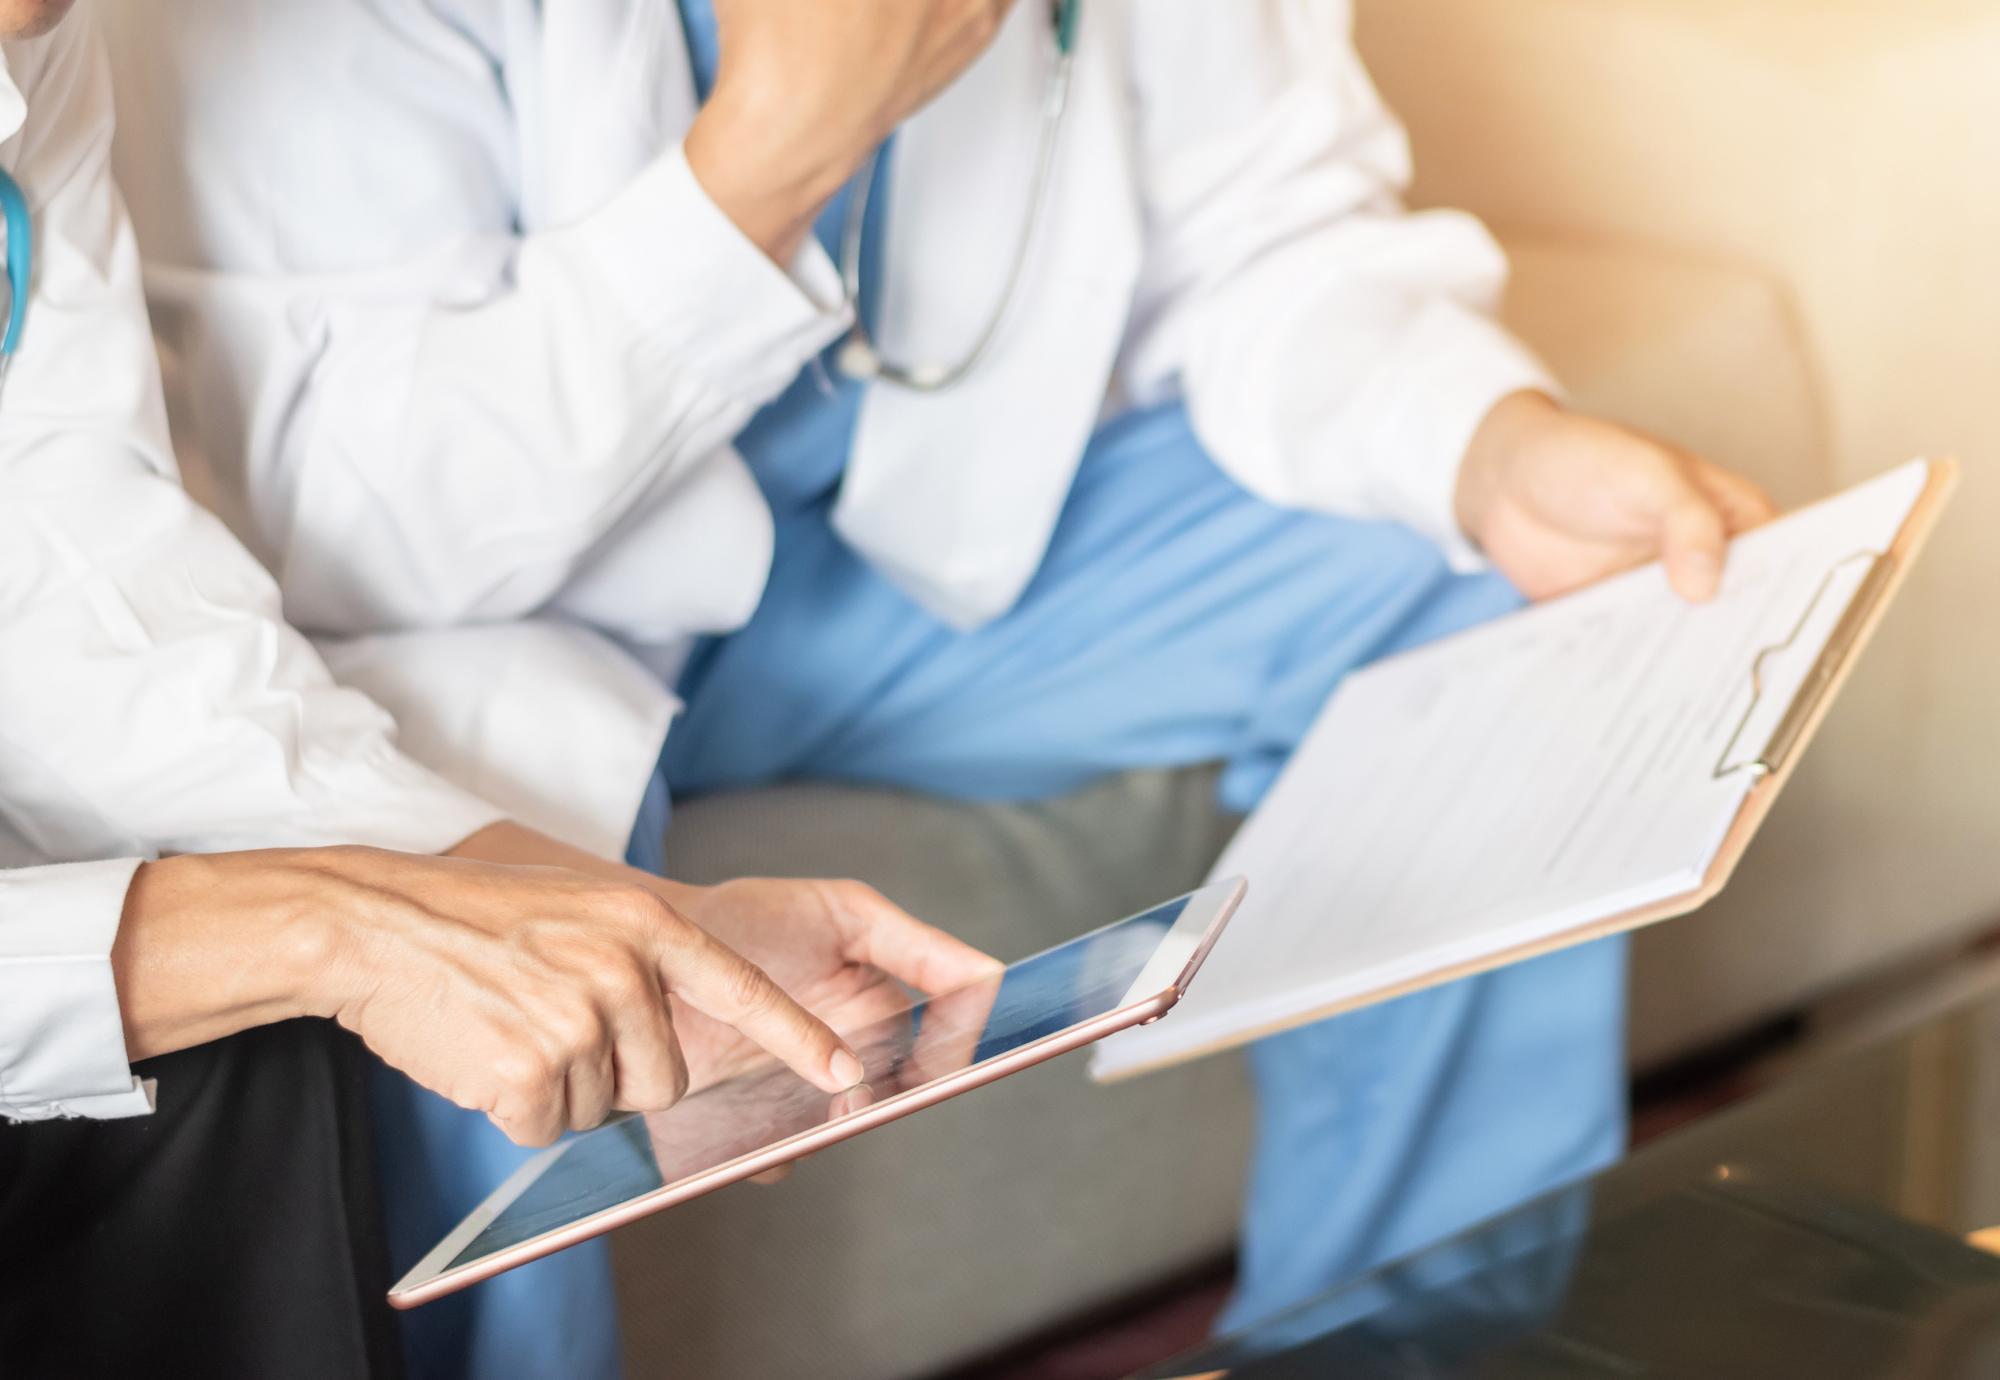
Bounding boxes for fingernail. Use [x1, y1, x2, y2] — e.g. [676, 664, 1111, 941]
[829, 1048, 864, 1088]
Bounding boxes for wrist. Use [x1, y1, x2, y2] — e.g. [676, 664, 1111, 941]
[113, 851, 341, 1059]
[1453, 390, 1561, 547]
[685, 89, 867, 263]
[636, 873, 706, 916]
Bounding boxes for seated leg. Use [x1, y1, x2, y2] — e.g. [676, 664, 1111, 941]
[0, 1019, 404, 1379]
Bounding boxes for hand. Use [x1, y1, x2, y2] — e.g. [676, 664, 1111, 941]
[0, 1, 78, 42]
[685, 0, 1019, 260]
[113, 845, 866, 1147]
[1453, 392, 1777, 603]
[653, 876, 1001, 1091]
[439, 825, 998, 1096]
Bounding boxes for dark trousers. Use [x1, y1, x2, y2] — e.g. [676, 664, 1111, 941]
[0, 1018, 405, 1380]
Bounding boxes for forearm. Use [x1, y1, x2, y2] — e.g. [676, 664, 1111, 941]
[684, 98, 858, 264]
[0, 460, 503, 860]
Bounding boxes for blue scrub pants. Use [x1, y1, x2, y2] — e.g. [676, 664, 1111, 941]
[372, 402, 1626, 1377]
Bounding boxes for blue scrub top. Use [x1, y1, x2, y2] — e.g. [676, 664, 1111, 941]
[677, 0, 891, 514]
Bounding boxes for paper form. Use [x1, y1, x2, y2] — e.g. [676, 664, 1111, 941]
[1092, 462, 1931, 1080]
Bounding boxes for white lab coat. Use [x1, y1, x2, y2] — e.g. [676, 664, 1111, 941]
[0, 5, 501, 1121]
[101, 0, 1550, 856]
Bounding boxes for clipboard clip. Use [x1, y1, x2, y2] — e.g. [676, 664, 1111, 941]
[1712, 549, 1898, 782]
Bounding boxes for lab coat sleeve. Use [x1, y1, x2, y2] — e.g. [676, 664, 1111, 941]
[0, 458, 506, 861]
[1117, 0, 1557, 567]
[0, 12, 505, 1108]
[0, 6, 501, 861]
[0, 860, 153, 1122]
[166, 145, 849, 637]
[314, 620, 680, 862]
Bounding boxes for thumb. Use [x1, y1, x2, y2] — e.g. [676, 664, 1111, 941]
[1658, 486, 1728, 602]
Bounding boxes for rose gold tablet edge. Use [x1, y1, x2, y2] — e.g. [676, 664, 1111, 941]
[1174, 876, 1245, 998]
[390, 995, 1174, 1307]
[391, 881, 1243, 1308]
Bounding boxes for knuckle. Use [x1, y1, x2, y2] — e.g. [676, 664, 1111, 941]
[634, 1062, 688, 1111]
[611, 884, 678, 934]
[601, 959, 655, 1007]
[548, 1001, 606, 1057]
[493, 1048, 552, 1099]
[489, 1094, 558, 1148]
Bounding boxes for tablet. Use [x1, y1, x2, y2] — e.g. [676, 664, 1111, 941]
[389, 878, 1245, 1307]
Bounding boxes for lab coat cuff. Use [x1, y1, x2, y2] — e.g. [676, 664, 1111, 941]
[0, 858, 154, 1121]
[577, 144, 853, 410]
[305, 746, 508, 858]
[316, 621, 677, 862]
[1371, 304, 1559, 572]
[1, 1079, 157, 1123]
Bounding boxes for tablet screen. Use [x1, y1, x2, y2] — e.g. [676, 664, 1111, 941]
[405, 888, 1226, 1297]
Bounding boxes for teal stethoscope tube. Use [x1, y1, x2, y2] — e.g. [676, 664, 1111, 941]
[0, 167, 28, 394]
[1054, 0, 1079, 54]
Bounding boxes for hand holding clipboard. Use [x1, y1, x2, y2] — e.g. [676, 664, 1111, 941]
[1095, 460, 1958, 1082]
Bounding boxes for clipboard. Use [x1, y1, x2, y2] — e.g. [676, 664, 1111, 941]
[1095, 458, 1958, 1082]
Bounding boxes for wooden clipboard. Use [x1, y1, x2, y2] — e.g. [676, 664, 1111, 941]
[1097, 459, 1959, 1083]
